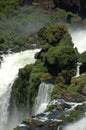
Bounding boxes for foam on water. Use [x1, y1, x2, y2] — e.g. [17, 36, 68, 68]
[0, 49, 40, 130]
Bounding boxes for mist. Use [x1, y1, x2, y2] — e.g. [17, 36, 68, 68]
[0, 6, 86, 130]
[0, 49, 40, 130]
[4, 107, 29, 130]
[0, 7, 51, 36]
[70, 28, 86, 53]
[64, 117, 86, 130]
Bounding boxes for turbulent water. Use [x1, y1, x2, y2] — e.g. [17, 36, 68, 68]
[0, 49, 40, 130]
[0, 29, 86, 130]
[64, 29, 86, 130]
[34, 82, 54, 115]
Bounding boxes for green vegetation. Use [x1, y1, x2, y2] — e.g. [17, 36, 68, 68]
[0, 6, 52, 52]
[11, 23, 78, 111]
[52, 74, 86, 102]
[59, 109, 84, 121]
[0, 34, 39, 53]
[11, 64, 33, 108]
[0, 4, 50, 52]
[11, 60, 50, 108]
[0, 1, 86, 129]
[0, 0, 81, 53]
[66, 12, 81, 24]
[63, 103, 86, 121]
[68, 75, 86, 97]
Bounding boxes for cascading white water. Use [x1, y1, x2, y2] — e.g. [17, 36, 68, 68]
[0, 49, 40, 130]
[63, 29, 86, 130]
[34, 82, 54, 115]
[0, 28, 85, 130]
[76, 62, 82, 77]
[76, 63, 80, 77]
[70, 29, 86, 77]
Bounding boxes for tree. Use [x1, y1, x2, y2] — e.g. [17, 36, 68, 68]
[37, 24, 77, 76]
[38, 24, 73, 46]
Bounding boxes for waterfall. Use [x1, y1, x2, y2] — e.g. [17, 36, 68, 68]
[34, 82, 54, 115]
[0, 49, 40, 130]
[76, 63, 80, 77]
[63, 29, 86, 130]
[70, 29, 86, 53]
[76, 62, 82, 77]
[0, 28, 86, 130]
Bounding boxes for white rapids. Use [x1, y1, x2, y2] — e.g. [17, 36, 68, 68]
[0, 28, 86, 130]
[0, 49, 40, 130]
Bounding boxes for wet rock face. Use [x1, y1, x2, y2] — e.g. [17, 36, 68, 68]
[56, 103, 71, 111]
[15, 99, 86, 130]
[53, 0, 79, 12]
[18, 120, 62, 130]
[53, 0, 86, 17]
[80, 0, 86, 17]
[18, 124, 31, 130]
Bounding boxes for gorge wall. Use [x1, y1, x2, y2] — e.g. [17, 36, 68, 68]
[35, 0, 86, 17]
